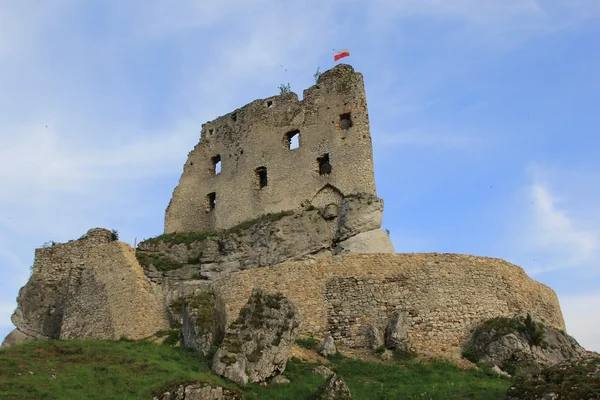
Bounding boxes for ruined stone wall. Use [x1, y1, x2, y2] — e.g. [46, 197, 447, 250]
[7, 228, 169, 344]
[165, 64, 377, 234]
[213, 253, 565, 358]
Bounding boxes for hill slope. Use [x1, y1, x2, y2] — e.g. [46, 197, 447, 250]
[0, 340, 511, 399]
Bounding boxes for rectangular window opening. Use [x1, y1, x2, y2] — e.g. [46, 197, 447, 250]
[211, 155, 222, 175]
[206, 192, 216, 212]
[255, 167, 268, 189]
[318, 153, 331, 175]
[340, 113, 353, 130]
[284, 130, 300, 150]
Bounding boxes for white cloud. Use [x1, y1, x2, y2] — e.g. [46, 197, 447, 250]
[560, 293, 600, 352]
[524, 182, 599, 275]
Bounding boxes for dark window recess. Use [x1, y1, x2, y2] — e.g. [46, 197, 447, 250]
[340, 113, 353, 130]
[206, 192, 216, 211]
[209, 128, 214, 135]
[266, 100, 273, 108]
[284, 130, 300, 150]
[231, 113, 237, 122]
[211, 155, 221, 175]
[318, 154, 332, 175]
[256, 167, 268, 189]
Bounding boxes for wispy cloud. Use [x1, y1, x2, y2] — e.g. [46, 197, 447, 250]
[510, 165, 600, 276]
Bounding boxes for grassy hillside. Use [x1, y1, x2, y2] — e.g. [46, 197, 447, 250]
[0, 339, 511, 399]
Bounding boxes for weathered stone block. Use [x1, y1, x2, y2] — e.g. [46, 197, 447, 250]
[212, 289, 300, 385]
[335, 229, 394, 255]
[182, 290, 226, 355]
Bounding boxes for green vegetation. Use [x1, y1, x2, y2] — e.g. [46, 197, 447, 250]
[41, 241, 56, 248]
[135, 251, 184, 272]
[140, 231, 218, 248]
[110, 229, 119, 241]
[0, 340, 233, 400]
[313, 67, 321, 83]
[246, 353, 510, 399]
[154, 328, 182, 346]
[336, 69, 358, 93]
[139, 211, 294, 251]
[0, 340, 512, 399]
[167, 292, 215, 331]
[188, 292, 216, 331]
[466, 314, 547, 365]
[507, 356, 600, 400]
[278, 83, 291, 94]
[295, 337, 319, 350]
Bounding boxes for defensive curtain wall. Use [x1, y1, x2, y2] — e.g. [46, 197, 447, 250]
[165, 64, 377, 233]
[213, 253, 565, 358]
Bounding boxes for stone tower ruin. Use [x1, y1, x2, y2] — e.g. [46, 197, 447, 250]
[165, 64, 378, 234]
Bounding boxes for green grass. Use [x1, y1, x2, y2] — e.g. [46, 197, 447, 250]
[295, 337, 319, 350]
[0, 339, 234, 400]
[135, 251, 184, 272]
[0, 340, 512, 400]
[138, 211, 295, 249]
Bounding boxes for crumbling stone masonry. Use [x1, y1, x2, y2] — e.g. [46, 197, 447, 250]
[6, 228, 169, 345]
[213, 253, 565, 358]
[165, 64, 377, 234]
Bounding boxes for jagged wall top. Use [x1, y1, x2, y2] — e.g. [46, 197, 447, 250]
[165, 64, 377, 233]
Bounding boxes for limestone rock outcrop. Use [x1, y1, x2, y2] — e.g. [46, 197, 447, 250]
[315, 373, 352, 400]
[318, 336, 337, 357]
[385, 310, 411, 352]
[138, 194, 394, 284]
[335, 229, 394, 255]
[2, 228, 169, 346]
[181, 291, 226, 355]
[212, 289, 300, 385]
[1, 328, 35, 348]
[153, 382, 243, 400]
[506, 355, 600, 400]
[463, 315, 586, 375]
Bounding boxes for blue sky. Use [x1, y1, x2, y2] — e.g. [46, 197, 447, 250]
[1, 1, 599, 351]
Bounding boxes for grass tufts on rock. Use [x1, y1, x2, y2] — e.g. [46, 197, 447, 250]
[135, 251, 184, 272]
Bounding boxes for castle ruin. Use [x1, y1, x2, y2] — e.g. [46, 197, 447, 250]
[165, 64, 377, 233]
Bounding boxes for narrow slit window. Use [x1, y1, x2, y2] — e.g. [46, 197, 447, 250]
[211, 155, 222, 175]
[266, 100, 273, 108]
[255, 167, 268, 189]
[317, 153, 332, 175]
[284, 130, 300, 150]
[206, 192, 216, 211]
[231, 113, 237, 122]
[340, 113, 353, 130]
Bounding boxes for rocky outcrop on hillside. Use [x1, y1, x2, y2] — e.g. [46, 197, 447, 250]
[385, 310, 411, 353]
[314, 373, 353, 399]
[212, 289, 300, 385]
[506, 354, 600, 400]
[153, 382, 243, 400]
[2, 228, 169, 347]
[181, 291, 226, 355]
[136, 194, 394, 283]
[463, 315, 586, 376]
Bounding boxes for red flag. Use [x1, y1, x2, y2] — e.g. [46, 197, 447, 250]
[334, 49, 350, 62]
